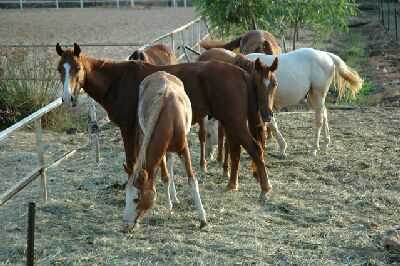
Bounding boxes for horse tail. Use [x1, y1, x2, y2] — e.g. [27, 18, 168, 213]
[134, 80, 167, 179]
[326, 52, 363, 98]
[200, 36, 241, 51]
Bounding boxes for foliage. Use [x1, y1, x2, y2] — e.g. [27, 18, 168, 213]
[193, 0, 359, 48]
[0, 48, 86, 131]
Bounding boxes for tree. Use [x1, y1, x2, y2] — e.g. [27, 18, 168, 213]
[193, 0, 359, 50]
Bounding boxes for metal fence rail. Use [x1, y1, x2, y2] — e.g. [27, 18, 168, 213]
[0, 16, 209, 207]
[0, 0, 191, 9]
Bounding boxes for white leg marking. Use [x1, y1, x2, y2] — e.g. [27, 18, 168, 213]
[167, 153, 179, 203]
[190, 179, 207, 223]
[123, 185, 139, 225]
[269, 117, 287, 157]
[62, 63, 72, 105]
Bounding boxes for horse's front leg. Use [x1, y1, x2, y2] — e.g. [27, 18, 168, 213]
[268, 117, 287, 158]
[121, 126, 137, 186]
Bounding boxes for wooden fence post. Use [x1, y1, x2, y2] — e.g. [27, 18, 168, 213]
[35, 119, 48, 201]
[27, 202, 35, 266]
[19, 0, 23, 9]
[56, 0, 59, 8]
[130, 0, 134, 7]
[88, 99, 100, 163]
[80, 0, 83, 8]
[395, 8, 398, 41]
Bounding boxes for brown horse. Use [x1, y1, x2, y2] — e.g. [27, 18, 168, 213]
[200, 30, 281, 55]
[56, 43, 274, 207]
[122, 71, 206, 231]
[127, 43, 178, 65]
[197, 48, 279, 177]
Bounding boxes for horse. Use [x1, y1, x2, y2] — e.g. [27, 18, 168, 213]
[200, 30, 281, 55]
[197, 48, 278, 176]
[56, 42, 275, 208]
[127, 43, 178, 65]
[245, 48, 364, 157]
[122, 71, 206, 231]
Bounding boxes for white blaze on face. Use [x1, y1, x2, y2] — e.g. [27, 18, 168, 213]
[123, 185, 139, 225]
[62, 63, 72, 105]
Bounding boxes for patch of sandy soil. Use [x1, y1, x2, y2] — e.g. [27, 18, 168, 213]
[0, 107, 399, 265]
[0, 7, 196, 59]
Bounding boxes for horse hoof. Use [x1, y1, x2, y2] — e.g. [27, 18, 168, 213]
[259, 192, 269, 202]
[121, 224, 135, 233]
[225, 184, 238, 192]
[199, 220, 207, 229]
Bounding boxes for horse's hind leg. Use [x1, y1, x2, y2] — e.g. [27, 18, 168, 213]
[160, 155, 174, 211]
[180, 144, 207, 228]
[322, 107, 331, 151]
[217, 123, 224, 163]
[198, 118, 207, 173]
[167, 153, 179, 205]
[308, 90, 325, 157]
[268, 117, 287, 158]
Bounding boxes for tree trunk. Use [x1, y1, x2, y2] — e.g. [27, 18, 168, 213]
[251, 15, 258, 30]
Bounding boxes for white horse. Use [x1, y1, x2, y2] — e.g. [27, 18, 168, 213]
[243, 48, 363, 156]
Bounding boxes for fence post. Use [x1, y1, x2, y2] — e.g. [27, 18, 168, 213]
[116, 0, 119, 8]
[387, 2, 390, 31]
[35, 119, 48, 201]
[173, 0, 176, 8]
[170, 33, 175, 54]
[80, 0, 83, 8]
[19, 0, 22, 9]
[26, 202, 35, 266]
[394, 8, 399, 41]
[88, 99, 100, 163]
[184, 0, 187, 8]
[56, 0, 59, 8]
[130, 0, 134, 7]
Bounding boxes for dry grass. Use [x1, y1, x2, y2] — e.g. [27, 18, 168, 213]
[0, 107, 399, 265]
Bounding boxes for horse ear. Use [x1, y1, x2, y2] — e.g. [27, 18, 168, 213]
[254, 58, 263, 70]
[270, 57, 279, 72]
[56, 43, 64, 56]
[139, 51, 146, 61]
[73, 43, 81, 57]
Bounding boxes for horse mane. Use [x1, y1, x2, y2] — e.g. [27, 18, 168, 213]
[234, 54, 255, 73]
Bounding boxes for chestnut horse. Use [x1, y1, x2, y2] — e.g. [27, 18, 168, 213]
[56, 43, 274, 206]
[197, 48, 278, 176]
[122, 71, 206, 230]
[200, 30, 281, 55]
[127, 43, 178, 65]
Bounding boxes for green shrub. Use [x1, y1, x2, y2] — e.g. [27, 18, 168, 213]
[0, 48, 86, 131]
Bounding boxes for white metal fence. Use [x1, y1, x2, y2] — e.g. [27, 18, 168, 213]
[0, 0, 191, 9]
[0, 16, 209, 206]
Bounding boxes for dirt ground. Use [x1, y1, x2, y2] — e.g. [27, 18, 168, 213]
[1, 106, 399, 265]
[0, 7, 196, 59]
[1, 5, 400, 266]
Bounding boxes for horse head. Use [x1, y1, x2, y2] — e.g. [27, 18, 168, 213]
[56, 43, 85, 107]
[128, 49, 146, 61]
[123, 168, 156, 231]
[253, 57, 279, 123]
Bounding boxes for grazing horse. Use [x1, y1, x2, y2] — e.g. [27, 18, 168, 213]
[122, 71, 206, 230]
[245, 48, 363, 156]
[127, 43, 178, 65]
[200, 30, 281, 55]
[56, 43, 275, 207]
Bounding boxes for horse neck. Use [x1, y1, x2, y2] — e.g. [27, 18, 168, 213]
[81, 55, 122, 105]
